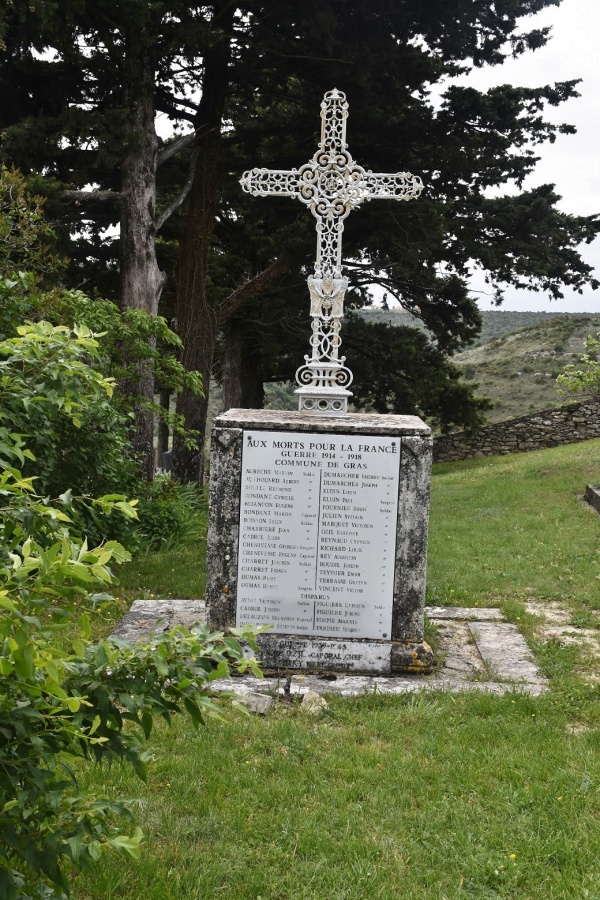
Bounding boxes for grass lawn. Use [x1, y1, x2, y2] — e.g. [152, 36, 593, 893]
[72, 440, 600, 899]
[427, 439, 600, 613]
[116, 542, 207, 599]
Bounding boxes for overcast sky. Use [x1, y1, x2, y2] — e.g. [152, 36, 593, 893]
[461, 0, 600, 312]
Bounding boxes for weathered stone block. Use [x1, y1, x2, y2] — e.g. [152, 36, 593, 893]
[584, 484, 600, 514]
[206, 409, 432, 675]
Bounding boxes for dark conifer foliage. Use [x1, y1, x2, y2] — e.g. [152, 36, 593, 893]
[0, 1, 598, 480]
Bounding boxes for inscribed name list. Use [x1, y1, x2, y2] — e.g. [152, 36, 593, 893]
[236, 430, 401, 640]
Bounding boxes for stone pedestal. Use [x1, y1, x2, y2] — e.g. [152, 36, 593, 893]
[205, 409, 433, 675]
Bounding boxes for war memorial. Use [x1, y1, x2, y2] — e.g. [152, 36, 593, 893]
[205, 89, 434, 675]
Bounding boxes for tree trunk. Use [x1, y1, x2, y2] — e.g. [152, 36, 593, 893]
[221, 317, 265, 411]
[157, 389, 171, 463]
[171, 5, 233, 485]
[220, 324, 242, 412]
[120, 44, 166, 480]
[170, 4, 294, 483]
[171, 335, 217, 485]
[171, 114, 222, 481]
[126, 362, 155, 481]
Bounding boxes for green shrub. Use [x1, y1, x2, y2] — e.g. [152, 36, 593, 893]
[461, 364, 477, 381]
[0, 167, 65, 290]
[557, 332, 600, 400]
[0, 167, 66, 344]
[0, 272, 41, 340]
[136, 475, 206, 552]
[0, 332, 263, 898]
[0, 454, 262, 899]
[40, 290, 203, 451]
[0, 317, 140, 546]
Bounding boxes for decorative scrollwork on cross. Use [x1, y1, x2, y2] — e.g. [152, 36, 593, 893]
[241, 88, 424, 415]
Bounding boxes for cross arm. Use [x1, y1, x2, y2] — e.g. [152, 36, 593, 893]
[362, 171, 424, 202]
[240, 167, 303, 199]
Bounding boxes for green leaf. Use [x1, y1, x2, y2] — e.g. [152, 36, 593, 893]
[8, 552, 22, 570]
[141, 710, 153, 740]
[102, 540, 132, 563]
[0, 866, 20, 900]
[98, 641, 115, 667]
[183, 696, 203, 729]
[46, 660, 61, 683]
[79, 613, 91, 640]
[0, 658, 14, 675]
[88, 715, 101, 736]
[44, 676, 68, 700]
[67, 832, 84, 863]
[12, 642, 34, 679]
[0, 595, 17, 613]
[109, 828, 144, 860]
[88, 840, 102, 862]
[72, 640, 86, 659]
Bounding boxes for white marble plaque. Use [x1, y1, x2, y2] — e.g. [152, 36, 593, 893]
[236, 430, 401, 640]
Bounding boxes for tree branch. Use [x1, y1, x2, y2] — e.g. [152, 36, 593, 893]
[236, 34, 351, 64]
[156, 148, 199, 232]
[218, 254, 292, 325]
[62, 190, 121, 203]
[157, 94, 200, 112]
[155, 89, 200, 117]
[157, 125, 213, 166]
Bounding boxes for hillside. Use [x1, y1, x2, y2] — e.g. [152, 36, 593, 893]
[453, 314, 600, 422]
[357, 307, 600, 347]
[358, 309, 600, 423]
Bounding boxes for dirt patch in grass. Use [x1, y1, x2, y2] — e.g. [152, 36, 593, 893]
[565, 722, 597, 734]
[525, 601, 600, 683]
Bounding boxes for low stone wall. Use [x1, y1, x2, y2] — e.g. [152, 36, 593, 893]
[433, 399, 600, 463]
[584, 484, 600, 514]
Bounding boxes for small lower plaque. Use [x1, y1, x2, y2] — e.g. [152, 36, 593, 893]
[236, 429, 401, 640]
[256, 634, 392, 675]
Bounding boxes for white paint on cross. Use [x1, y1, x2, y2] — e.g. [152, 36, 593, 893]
[240, 88, 424, 415]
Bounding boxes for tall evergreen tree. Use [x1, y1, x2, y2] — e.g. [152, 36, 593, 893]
[0, 1, 211, 475]
[1, 1, 598, 483]
[193, 2, 599, 478]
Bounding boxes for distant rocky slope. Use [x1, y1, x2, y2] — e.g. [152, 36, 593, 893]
[358, 309, 600, 423]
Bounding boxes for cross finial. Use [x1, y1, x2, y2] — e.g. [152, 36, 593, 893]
[241, 90, 424, 415]
[320, 88, 348, 154]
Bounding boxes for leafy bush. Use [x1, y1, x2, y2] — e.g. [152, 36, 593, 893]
[0, 172, 203, 480]
[557, 332, 600, 400]
[0, 168, 66, 344]
[0, 167, 65, 288]
[40, 290, 203, 450]
[0, 317, 140, 545]
[0, 227, 257, 897]
[0, 272, 41, 341]
[0, 328, 263, 897]
[0, 453, 262, 899]
[136, 475, 206, 552]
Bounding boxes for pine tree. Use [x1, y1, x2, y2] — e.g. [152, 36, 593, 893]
[1, 1, 598, 483]
[0, 1, 211, 475]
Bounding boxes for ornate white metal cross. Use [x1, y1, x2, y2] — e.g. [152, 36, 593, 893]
[240, 88, 424, 415]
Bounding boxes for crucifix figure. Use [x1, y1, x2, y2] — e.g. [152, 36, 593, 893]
[240, 88, 424, 415]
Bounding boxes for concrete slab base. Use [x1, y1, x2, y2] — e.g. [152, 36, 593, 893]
[111, 598, 203, 642]
[111, 600, 547, 697]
